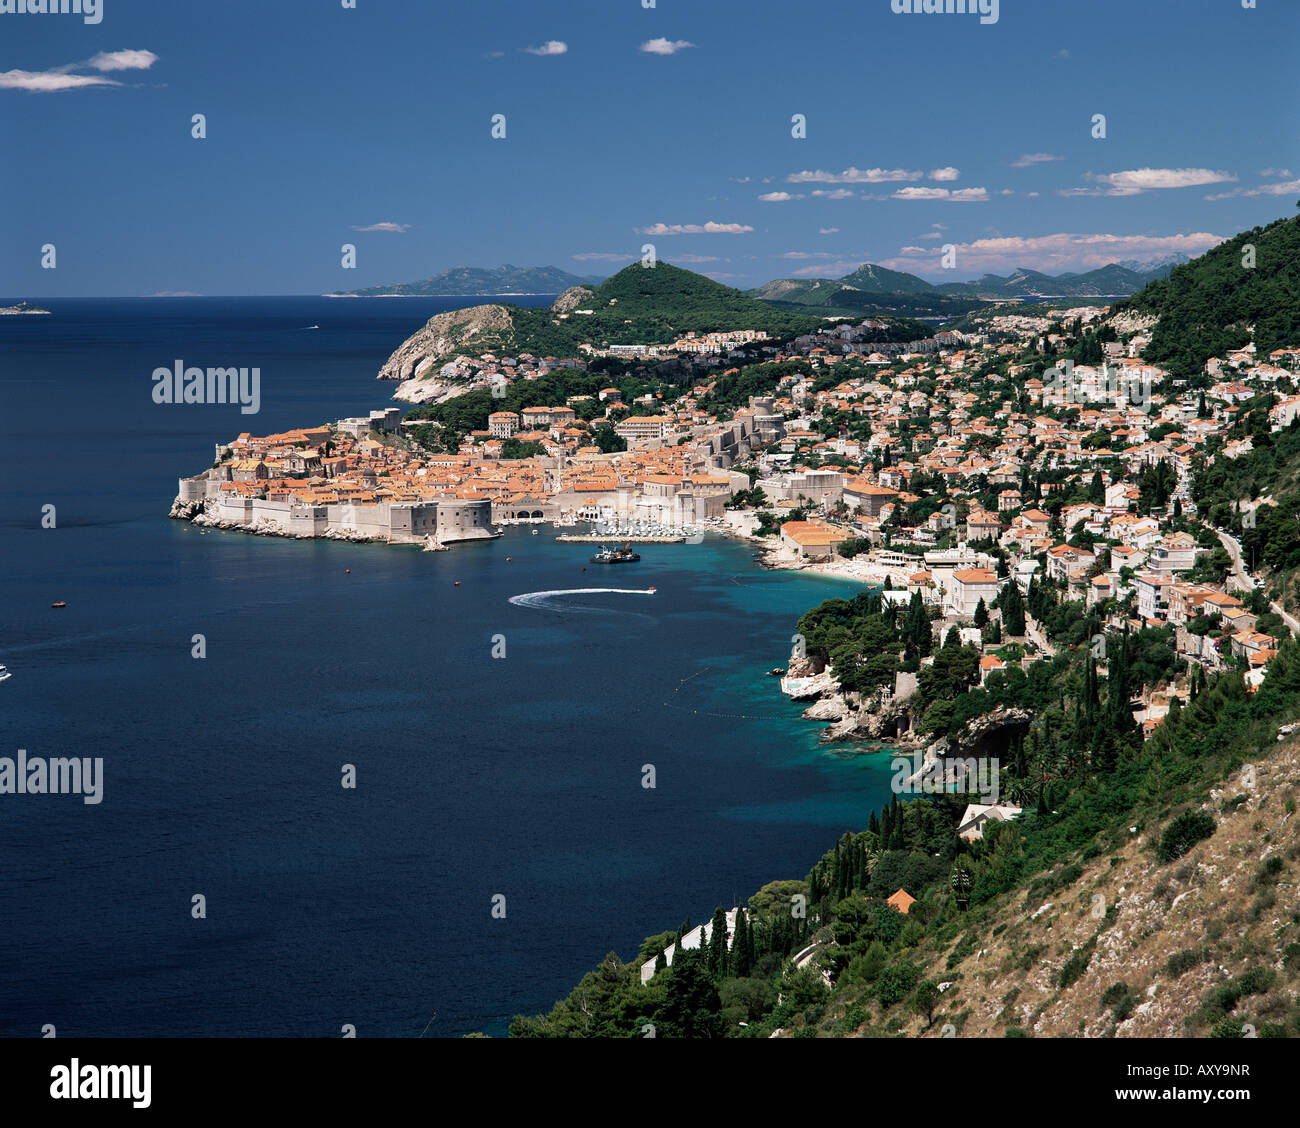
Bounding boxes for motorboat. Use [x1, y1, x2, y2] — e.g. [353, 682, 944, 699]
[591, 543, 641, 564]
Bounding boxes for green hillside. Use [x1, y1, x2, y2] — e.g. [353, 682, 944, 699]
[1114, 211, 1300, 375]
[838, 263, 936, 293]
[503, 262, 825, 355]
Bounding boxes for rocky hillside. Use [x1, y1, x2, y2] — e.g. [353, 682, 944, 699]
[377, 303, 515, 398]
[820, 733, 1300, 1038]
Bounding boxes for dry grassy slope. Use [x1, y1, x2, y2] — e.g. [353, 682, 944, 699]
[834, 736, 1300, 1038]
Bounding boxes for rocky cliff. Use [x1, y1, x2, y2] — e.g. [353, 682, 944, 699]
[377, 303, 515, 383]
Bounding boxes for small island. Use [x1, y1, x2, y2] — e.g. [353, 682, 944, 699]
[0, 301, 51, 316]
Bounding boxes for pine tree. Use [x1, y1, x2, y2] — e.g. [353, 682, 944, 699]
[974, 598, 988, 628]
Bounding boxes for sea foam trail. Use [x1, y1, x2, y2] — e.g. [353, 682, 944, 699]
[509, 588, 656, 613]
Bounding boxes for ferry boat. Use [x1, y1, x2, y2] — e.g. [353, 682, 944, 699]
[591, 543, 640, 565]
[0, 665, 10, 682]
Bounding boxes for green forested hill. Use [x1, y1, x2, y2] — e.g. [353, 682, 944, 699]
[1114, 212, 1300, 375]
[837, 264, 936, 293]
[501, 262, 826, 355]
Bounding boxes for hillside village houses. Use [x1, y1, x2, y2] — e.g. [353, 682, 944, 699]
[174, 307, 1300, 724]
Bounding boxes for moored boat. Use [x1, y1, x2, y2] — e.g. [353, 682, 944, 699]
[591, 542, 641, 564]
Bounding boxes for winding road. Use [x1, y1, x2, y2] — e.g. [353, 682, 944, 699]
[1215, 528, 1300, 635]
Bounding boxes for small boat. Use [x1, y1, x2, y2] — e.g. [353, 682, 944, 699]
[51, 601, 66, 609]
[531, 529, 539, 535]
[591, 542, 641, 565]
[0, 665, 11, 682]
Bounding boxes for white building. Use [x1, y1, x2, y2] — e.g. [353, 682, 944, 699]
[640, 908, 739, 985]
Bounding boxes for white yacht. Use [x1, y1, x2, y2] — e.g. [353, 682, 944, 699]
[0, 664, 11, 682]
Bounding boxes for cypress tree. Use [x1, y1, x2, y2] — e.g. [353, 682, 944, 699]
[733, 907, 751, 978]
[707, 907, 727, 979]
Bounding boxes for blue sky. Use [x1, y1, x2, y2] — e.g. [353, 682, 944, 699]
[2, 0, 1297, 295]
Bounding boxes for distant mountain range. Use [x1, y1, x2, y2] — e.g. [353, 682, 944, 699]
[749, 255, 1192, 312]
[335, 264, 605, 297]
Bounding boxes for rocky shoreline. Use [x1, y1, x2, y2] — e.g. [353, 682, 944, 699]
[773, 651, 1033, 796]
[779, 654, 930, 751]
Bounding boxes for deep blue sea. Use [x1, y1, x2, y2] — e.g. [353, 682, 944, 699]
[0, 297, 896, 1037]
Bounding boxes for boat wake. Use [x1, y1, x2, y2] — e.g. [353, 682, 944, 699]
[509, 587, 656, 614]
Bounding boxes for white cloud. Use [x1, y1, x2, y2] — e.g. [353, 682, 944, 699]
[809, 188, 856, 199]
[893, 186, 989, 202]
[639, 222, 752, 235]
[573, 252, 635, 262]
[1070, 168, 1237, 197]
[671, 254, 723, 264]
[928, 167, 961, 181]
[881, 230, 1226, 276]
[789, 167, 921, 184]
[818, 227, 839, 235]
[1206, 176, 1300, 201]
[1259, 168, 1293, 179]
[1058, 186, 1141, 198]
[351, 222, 410, 233]
[1, 47, 158, 92]
[88, 50, 158, 72]
[779, 251, 839, 259]
[0, 70, 119, 91]
[1010, 152, 1063, 168]
[758, 191, 802, 202]
[640, 38, 696, 55]
[522, 41, 567, 56]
